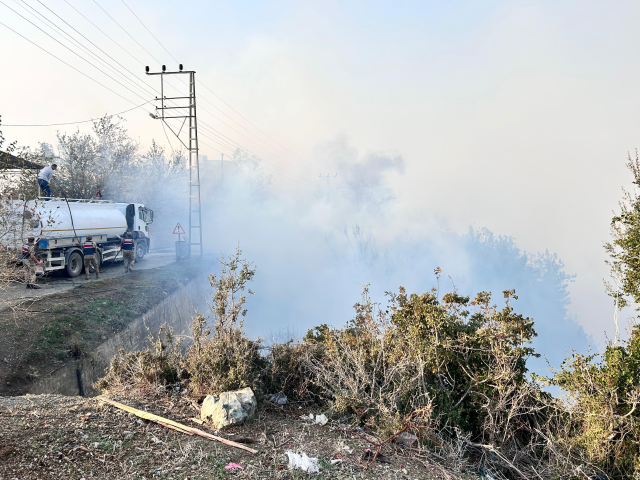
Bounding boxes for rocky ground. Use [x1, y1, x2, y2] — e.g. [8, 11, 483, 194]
[0, 394, 467, 480]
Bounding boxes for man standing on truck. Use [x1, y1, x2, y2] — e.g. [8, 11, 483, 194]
[37, 164, 57, 200]
[82, 235, 100, 280]
[22, 237, 40, 289]
[120, 231, 135, 273]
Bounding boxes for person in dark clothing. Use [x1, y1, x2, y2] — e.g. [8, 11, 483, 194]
[120, 232, 135, 272]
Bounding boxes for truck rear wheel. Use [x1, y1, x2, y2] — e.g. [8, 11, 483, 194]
[66, 251, 83, 278]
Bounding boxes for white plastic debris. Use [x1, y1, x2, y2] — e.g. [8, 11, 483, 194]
[315, 414, 328, 426]
[286, 451, 320, 473]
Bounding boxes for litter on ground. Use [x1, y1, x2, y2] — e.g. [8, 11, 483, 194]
[286, 451, 321, 473]
[315, 414, 328, 425]
[224, 462, 244, 470]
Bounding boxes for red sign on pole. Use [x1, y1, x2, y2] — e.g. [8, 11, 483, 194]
[173, 223, 186, 235]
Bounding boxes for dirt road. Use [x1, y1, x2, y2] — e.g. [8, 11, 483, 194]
[0, 251, 175, 306]
[0, 259, 202, 397]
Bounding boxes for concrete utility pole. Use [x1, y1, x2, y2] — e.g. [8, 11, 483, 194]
[319, 173, 337, 202]
[146, 64, 203, 258]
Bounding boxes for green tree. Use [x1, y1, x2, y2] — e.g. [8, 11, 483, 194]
[605, 151, 640, 309]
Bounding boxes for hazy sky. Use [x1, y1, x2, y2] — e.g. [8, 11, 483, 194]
[2, 0, 639, 344]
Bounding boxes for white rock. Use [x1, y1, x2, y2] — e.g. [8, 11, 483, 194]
[201, 387, 257, 429]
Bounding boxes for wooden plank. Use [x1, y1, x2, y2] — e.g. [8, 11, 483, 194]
[98, 397, 258, 454]
[157, 420, 194, 435]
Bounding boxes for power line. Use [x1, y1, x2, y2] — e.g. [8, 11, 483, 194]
[16, 0, 155, 102]
[195, 102, 319, 176]
[113, 0, 319, 174]
[198, 82, 319, 171]
[63, 0, 143, 68]
[49, 1, 221, 160]
[196, 91, 319, 174]
[82, 0, 318, 183]
[0, 1, 150, 104]
[65, 2, 238, 158]
[92, 0, 162, 65]
[120, 0, 178, 64]
[2, 100, 152, 127]
[180, 115, 317, 184]
[158, 103, 317, 183]
[160, 119, 180, 158]
[57, 0, 196, 123]
[0, 19, 141, 108]
[13, 1, 318, 188]
[34, 0, 159, 99]
[9, 1, 190, 163]
[169, 118, 315, 186]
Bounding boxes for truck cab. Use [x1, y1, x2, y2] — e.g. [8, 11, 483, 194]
[116, 203, 154, 258]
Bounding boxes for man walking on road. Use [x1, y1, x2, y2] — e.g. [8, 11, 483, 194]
[37, 164, 57, 200]
[22, 237, 40, 289]
[82, 235, 100, 280]
[120, 231, 135, 273]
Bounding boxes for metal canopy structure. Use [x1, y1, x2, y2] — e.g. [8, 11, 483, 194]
[146, 66, 202, 258]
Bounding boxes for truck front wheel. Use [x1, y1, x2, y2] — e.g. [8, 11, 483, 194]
[66, 251, 83, 277]
[135, 242, 146, 261]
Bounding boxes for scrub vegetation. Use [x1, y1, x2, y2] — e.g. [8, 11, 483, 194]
[95, 152, 640, 478]
[93, 243, 637, 480]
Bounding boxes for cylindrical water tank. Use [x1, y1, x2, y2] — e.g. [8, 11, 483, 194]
[28, 200, 128, 239]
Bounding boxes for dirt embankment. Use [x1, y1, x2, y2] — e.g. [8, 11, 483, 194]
[0, 260, 204, 397]
[0, 394, 462, 479]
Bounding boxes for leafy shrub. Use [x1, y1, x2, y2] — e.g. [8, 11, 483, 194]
[304, 282, 542, 440]
[94, 324, 183, 395]
[185, 313, 266, 398]
[185, 247, 267, 397]
[546, 327, 640, 479]
[261, 340, 320, 401]
[97, 246, 268, 399]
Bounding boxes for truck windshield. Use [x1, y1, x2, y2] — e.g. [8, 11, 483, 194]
[138, 207, 154, 224]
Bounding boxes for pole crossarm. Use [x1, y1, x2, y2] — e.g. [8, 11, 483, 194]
[146, 70, 195, 75]
[146, 65, 203, 258]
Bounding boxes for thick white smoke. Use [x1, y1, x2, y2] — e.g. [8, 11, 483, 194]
[172, 136, 591, 375]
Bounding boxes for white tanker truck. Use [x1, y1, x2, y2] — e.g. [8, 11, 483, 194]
[20, 199, 154, 277]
